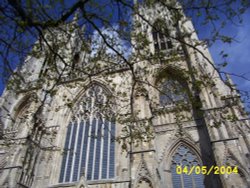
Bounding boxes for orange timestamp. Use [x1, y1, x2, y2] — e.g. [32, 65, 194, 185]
[176, 165, 238, 175]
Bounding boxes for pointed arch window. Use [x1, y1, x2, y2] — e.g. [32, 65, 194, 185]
[152, 20, 173, 52]
[136, 177, 153, 188]
[59, 85, 115, 183]
[160, 79, 188, 106]
[171, 144, 205, 188]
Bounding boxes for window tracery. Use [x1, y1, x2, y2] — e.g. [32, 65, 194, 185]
[171, 144, 204, 188]
[59, 85, 115, 183]
[159, 79, 188, 106]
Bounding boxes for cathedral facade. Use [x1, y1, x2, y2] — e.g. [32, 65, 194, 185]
[0, 1, 250, 188]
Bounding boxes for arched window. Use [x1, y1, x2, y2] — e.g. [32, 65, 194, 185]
[59, 85, 115, 183]
[160, 79, 188, 106]
[171, 144, 204, 188]
[152, 20, 173, 52]
[136, 177, 153, 188]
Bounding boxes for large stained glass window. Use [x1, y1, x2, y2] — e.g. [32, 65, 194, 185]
[59, 85, 115, 183]
[160, 79, 188, 106]
[171, 145, 205, 188]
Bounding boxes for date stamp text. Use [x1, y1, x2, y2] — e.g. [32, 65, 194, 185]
[176, 165, 238, 175]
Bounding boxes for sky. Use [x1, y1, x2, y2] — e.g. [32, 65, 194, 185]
[0, 1, 249, 111]
[209, 9, 250, 86]
[202, 8, 250, 109]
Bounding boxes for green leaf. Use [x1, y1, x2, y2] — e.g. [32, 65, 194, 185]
[221, 36, 232, 43]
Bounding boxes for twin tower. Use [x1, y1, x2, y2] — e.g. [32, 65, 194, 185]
[0, 1, 249, 188]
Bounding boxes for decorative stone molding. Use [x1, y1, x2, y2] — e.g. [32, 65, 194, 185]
[134, 158, 154, 188]
[76, 176, 88, 188]
[158, 132, 197, 164]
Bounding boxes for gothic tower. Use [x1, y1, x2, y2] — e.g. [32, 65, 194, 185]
[0, 1, 250, 188]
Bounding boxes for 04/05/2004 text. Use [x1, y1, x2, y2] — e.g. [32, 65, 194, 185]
[176, 165, 238, 175]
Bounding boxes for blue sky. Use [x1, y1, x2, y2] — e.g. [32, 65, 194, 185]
[209, 9, 250, 85]
[203, 8, 250, 109]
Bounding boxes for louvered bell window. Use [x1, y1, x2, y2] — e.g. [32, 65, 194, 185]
[152, 20, 173, 52]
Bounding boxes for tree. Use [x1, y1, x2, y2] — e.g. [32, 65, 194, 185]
[0, 0, 250, 187]
[1, 0, 249, 135]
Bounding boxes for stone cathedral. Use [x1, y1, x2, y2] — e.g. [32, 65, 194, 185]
[0, 1, 250, 188]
